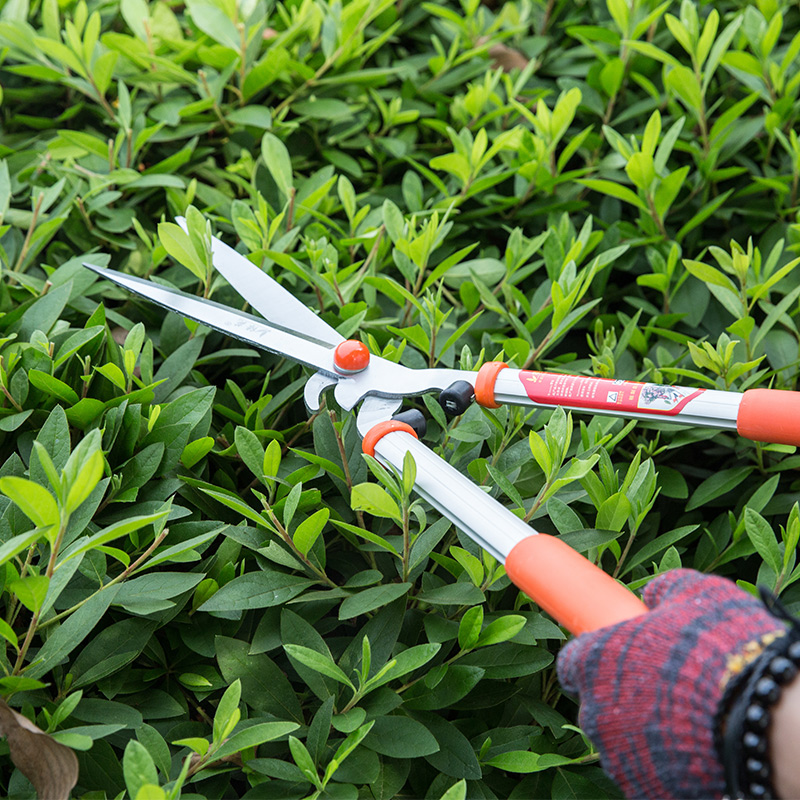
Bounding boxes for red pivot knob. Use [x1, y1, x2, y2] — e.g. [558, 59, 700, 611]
[334, 340, 370, 374]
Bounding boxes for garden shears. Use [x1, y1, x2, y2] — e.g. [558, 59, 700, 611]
[83, 222, 800, 636]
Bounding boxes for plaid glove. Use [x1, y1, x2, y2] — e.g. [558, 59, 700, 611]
[557, 569, 784, 799]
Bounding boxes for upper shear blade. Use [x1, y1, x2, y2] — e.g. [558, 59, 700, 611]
[176, 217, 344, 348]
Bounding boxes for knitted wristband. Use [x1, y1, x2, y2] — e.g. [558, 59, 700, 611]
[715, 590, 800, 800]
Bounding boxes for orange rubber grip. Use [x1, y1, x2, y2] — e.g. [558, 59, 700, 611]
[505, 534, 647, 635]
[474, 361, 508, 408]
[362, 420, 418, 457]
[737, 389, 800, 447]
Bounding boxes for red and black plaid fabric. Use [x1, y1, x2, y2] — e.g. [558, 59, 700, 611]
[557, 569, 783, 799]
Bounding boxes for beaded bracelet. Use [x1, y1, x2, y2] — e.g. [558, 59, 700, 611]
[715, 590, 800, 800]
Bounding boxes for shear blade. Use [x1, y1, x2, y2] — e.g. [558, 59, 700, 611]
[85, 264, 337, 374]
[176, 217, 344, 348]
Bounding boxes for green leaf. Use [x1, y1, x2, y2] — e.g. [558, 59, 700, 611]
[123, 740, 158, 800]
[289, 735, 319, 785]
[403, 665, 485, 711]
[180, 436, 214, 468]
[363, 716, 440, 758]
[596, 492, 632, 531]
[486, 750, 577, 772]
[243, 47, 290, 100]
[475, 615, 527, 648]
[199, 571, 313, 611]
[687, 466, 754, 511]
[234, 426, 265, 481]
[438, 780, 467, 800]
[158, 222, 207, 281]
[65, 449, 105, 514]
[28, 369, 79, 405]
[416, 711, 481, 780]
[186, 0, 239, 49]
[0, 477, 59, 540]
[430, 153, 471, 186]
[323, 720, 375, 784]
[293, 508, 329, 557]
[95, 362, 127, 390]
[600, 57, 624, 96]
[578, 179, 648, 211]
[9, 575, 49, 613]
[113, 572, 204, 615]
[369, 643, 441, 687]
[745, 508, 782, 577]
[665, 65, 703, 112]
[339, 583, 412, 620]
[683, 259, 738, 292]
[60, 510, 170, 565]
[189, 479, 271, 528]
[653, 166, 689, 218]
[351, 483, 401, 520]
[214, 721, 299, 761]
[262, 132, 294, 200]
[417, 583, 486, 606]
[0, 618, 18, 651]
[213, 679, 241, 744]
[172, 737, 209, 756]
[458, 606, 483, 651]
[0, 529, 43, 569]
[283, 644, 354, 689]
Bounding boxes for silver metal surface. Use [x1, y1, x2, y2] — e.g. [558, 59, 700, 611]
[86, 262, 475, 411]
[373, 430, 535, 561]
[177, 217, 344, 347]
[356, 396, 403, 437]
[84, 264, 337, 373]
[332, 363, 470, 411]
[304, 372, 338, 412]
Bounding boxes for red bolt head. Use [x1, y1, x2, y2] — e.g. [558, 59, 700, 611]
[334, 340, 370, 374]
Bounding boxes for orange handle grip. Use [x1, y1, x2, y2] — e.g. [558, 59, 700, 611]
[737, 389, 800, 447]
[505, 534, 647, 635]
[474, 361, 508, 408]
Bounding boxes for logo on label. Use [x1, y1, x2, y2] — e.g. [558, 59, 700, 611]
[607, 391, 618, 402]
[640, 384, 687, 408]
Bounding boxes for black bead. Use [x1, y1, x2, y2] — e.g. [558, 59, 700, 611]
[745, 704, 771, 731]
[746, 758, 770, 780]
[749, 784, 768, 799]
[754, 676, 781, 704]
[787, 640, 800, 663]
[743, 730, 768, 755]
[768, 655, 798, 685]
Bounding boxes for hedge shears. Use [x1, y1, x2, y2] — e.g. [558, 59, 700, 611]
[83, 222, 800, 635]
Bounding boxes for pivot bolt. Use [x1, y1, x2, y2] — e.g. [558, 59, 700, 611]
[334, 340, 370, 374]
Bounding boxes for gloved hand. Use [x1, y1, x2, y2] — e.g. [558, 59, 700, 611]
[557, 569, 784, 799]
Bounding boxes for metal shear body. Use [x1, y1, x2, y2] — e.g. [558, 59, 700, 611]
[83, 220, 800, 635]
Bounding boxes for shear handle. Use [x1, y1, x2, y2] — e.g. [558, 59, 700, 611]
[365, 424, 646, 636]
[473, 363, 799, 440]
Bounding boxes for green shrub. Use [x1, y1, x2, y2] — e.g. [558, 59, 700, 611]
[0, 0, 799, 797]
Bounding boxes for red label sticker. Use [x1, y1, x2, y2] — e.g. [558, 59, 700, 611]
[518, 372, 704, 416]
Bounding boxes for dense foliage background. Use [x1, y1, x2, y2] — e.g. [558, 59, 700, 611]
[1, 0, 800, 796]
